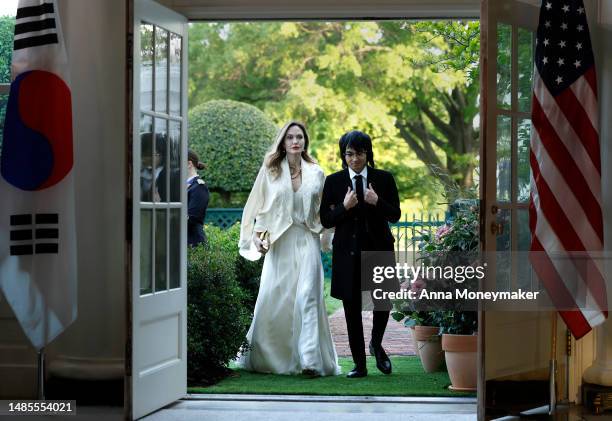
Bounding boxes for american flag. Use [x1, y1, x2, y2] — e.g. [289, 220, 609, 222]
[529, 0, 606, 339]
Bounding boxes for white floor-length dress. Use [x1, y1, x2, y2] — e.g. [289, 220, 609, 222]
[237, 162, 340, 376]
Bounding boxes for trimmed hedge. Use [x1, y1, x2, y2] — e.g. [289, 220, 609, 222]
[187, 240, 251, 385]
[187, 223, 263, 385]
[205, 224, 263, 309]
[188, 100, 277, 195]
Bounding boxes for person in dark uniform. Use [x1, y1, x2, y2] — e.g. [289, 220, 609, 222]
[187, 149, 209, 247]
[320, 130, 401, 378]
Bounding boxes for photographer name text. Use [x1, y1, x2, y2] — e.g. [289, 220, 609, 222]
[373, 288, 541, 301]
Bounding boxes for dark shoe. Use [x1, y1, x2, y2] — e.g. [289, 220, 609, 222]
[369, 341, 392, 374]
[301, 368, 320, 378]
[346, 366, 368, 378]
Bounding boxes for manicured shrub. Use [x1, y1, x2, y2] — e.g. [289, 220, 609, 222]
[188, 100, 277, 205]
[187, 240, 251, 385]
[206, 223, 263, 310]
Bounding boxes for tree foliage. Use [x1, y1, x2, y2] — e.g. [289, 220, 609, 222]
[189, 20, 480, 208]
[0, 16, 14, 138]
[188, 99, 277, 203]
[0, 16, 13, 83]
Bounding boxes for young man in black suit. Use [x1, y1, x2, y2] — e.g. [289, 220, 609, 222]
[320, 130, 401, 378]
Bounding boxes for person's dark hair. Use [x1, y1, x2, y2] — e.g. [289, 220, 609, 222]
[188, 149, 206, 170]
[264, 121, 316, 178]
[141, 132, 166, 164]
[339, 130, 375, 169]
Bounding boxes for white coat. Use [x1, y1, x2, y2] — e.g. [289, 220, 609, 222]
[239, 157, 331, 261]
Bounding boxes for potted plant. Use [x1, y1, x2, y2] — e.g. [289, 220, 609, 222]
[428, 205, 479, 391]
[393, 198, 480, 378]
[439, 310, 478, 391]
[392, 309, 444, 373]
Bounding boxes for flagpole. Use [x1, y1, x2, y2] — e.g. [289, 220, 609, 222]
[37, 347, 45, 400]
[519, 311, 563, 418]
[549, 311, 557, 415]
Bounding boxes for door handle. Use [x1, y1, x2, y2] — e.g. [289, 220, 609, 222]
[491, 222, 504, 236]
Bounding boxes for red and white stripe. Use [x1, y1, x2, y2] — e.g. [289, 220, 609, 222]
[530, 67, 607, 339]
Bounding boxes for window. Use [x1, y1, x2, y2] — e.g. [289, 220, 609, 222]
[137, 22, 184, 295]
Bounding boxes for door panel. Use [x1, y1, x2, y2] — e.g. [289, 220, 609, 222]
[480, 0, 567, 417]
[131, 0, 188, 419]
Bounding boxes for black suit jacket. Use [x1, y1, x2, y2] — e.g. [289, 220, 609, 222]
[320, 167, 400, 301]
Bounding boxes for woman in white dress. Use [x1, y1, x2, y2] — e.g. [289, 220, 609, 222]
[238, 121, 340, 377]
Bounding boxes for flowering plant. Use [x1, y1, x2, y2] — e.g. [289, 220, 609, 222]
[392, 202, 479, 334]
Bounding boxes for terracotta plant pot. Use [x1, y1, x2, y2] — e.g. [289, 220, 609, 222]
[413, 325, 443, 373]
[442, 333, 477, 391]
[409, 326, 417, 354]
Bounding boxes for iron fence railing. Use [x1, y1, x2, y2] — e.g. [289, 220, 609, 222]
[206, 208, 448, 277]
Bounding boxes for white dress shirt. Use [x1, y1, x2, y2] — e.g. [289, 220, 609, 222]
[348, 166, 368, 192]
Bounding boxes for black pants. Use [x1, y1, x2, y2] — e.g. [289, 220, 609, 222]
[343, 223, 392, 369]
[342, 293, 390, 369]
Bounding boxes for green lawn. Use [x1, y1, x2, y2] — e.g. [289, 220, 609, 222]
[323, 276, 342, 316]
[188, 356, 475, 397]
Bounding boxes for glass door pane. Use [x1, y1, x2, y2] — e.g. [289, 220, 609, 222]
[155, 27, 169, 113]
[140, 24, 154, 112]
[140, 209, 153, 294]
[137, 22, 185, 297]
[169, 33, 182, 116]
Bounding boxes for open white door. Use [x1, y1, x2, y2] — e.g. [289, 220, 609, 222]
[479, 0, 568, 417]
[130, 0, 188, 419]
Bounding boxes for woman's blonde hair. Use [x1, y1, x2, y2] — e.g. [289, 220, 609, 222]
[264, 121, 316, 178]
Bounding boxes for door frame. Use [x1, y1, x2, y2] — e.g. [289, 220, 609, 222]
[125, 1, 538, 420]
[155, 0, 480, 20]
[478, 1, 538, 416]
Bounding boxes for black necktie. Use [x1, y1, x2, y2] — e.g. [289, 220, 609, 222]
[354, 174, 364, 205]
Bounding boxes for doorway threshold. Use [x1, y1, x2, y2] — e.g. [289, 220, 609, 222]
[142, 395, 477, 420]
[185, 393, 476, 404]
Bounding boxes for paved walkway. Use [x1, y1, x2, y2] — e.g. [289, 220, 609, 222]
[328, 308, 416, 357]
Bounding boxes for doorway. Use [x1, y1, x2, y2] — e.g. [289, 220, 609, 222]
[129, 1, 567, 420]
[185, 18, 479, 398]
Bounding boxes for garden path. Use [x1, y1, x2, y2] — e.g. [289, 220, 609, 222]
[328, 308, 416, 357]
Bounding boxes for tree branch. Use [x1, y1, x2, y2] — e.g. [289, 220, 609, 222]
[396, 121, 444, 170]
[406, 119, 446, 150]
[417, 102, 455, 140]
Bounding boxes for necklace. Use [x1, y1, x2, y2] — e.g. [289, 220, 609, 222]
[289, 161, 301, 179]
[290, 167, 301, 179]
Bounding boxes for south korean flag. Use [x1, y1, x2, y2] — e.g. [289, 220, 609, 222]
[0, 0, 77, 350]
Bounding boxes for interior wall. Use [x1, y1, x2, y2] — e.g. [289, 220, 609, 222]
[0, 0, 127, 398]
[46, 0, 126, 383]
[594, 0, 612, 377]
[564, 0, 611, 403]
[598, 0, 612, 257]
